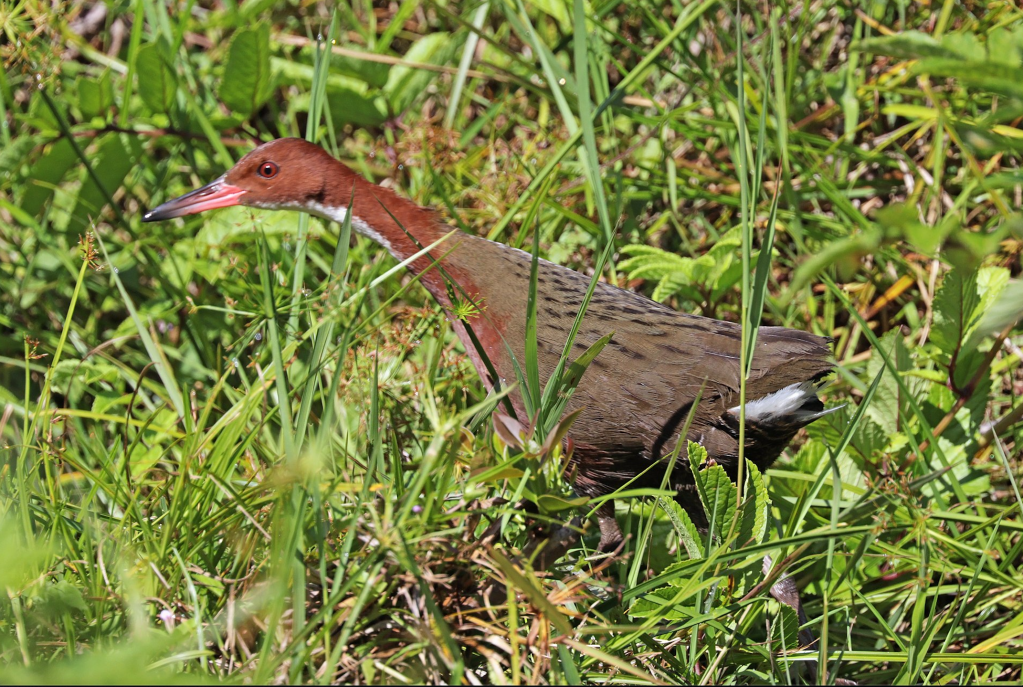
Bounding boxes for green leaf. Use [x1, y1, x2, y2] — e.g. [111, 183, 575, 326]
[688, 441, 736, 541]
[738, 460, 768, 547]
[69, 134, 135, 233]
[771, 599, 802, 650]
[330, 47, 391, 87]
[658, 497, 704, 559]
[490, 549, 572, 635]
[687, 440, 708, 478]
[536, 493, 589, 514]
[865, 328, 910, 437]
[36, 580, 89, 618]
[913, 58, 1023, 99]
[987, 26, 1023, 67]
[220, 25, 275, 116]
[875, 201, 956, 255]
[944, 224, 1011, 271]
[857, 31, 962, 60]
[383, 32, 460, 115]
[530, 0, 572, 32]
[77, 70, 114, 120]
[136, 42, 177, 114]
[789, 225, 883, 293]
[931, 267, 979, 358]
[19, 138, 76, 217]
[544, 331, 613, 428]
[325, 88, 389, 127]
[974, 277, 1023, 341]
[940, 32, 984, 61]
[0, 519, 51, 590]
[628, 585, 694, 620]
[698, 464, 737, 542]
[273, 56, 389, 127]
[0, 133, 40, 178]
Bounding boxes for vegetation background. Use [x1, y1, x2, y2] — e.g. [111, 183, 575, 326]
[2, 0, 1023, 683]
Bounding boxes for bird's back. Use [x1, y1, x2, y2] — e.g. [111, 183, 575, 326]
[447, 232, 834, 496]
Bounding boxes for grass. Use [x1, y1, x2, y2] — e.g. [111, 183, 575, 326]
[2, 0, 1023, 683]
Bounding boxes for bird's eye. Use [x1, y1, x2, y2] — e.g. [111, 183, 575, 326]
[258, 162, 278, 179]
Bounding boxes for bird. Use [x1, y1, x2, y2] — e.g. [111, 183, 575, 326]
[143, 137, 836, 554]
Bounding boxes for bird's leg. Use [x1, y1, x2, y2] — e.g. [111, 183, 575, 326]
[596, 501, 624, 553]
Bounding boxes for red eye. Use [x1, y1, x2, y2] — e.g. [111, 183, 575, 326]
[258, 162, 278, 179]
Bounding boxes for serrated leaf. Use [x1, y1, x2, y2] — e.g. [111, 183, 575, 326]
[619, 245, 700, 280]
[652, 273, 690, 302]
[220, 25, 275, 116]
[771, 599, 802, 650]
[850, 416, 888, 464]
[687, 440, 708, 481]
[738, 460, 768, 547]
[698, 465, 737, 542]
[658, 497, 704, 559]
[627, 585, 694, 620]
[136, 42, 177, 113]
[973, 277, 1023, 342]
[931, 267, 980, 358]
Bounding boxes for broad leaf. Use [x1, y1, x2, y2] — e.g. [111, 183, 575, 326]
[136, 42, 177, 114]
[220, 25, 275, 116]
[658, 497, 704, 559]
[383, 32, 460, 115]
[69, 134, 134, 233]
[865, 328, 910, 437]
[931, 267, 980, 359]
[697, 464, 737, 542]
[738, 461, 768, 547]
[858, 31, 965, 60]
[536, 493, 589, 514]
[20, 138, 76, 217]
[77, 71, 114, 120]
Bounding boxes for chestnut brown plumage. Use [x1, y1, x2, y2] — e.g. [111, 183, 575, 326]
[145, 138, 835, 551]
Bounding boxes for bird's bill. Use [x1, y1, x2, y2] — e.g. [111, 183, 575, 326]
[142, 176, 246, 222]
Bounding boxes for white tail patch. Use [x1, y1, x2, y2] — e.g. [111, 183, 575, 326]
[728, 381, 840, 424]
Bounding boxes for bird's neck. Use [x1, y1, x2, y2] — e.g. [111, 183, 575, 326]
[311, 164, 471, 305]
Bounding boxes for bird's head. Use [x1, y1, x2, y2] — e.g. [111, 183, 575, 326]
[143, 138, 343, 222]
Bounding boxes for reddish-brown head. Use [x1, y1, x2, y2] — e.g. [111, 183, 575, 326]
[143, 138, 347, 222]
